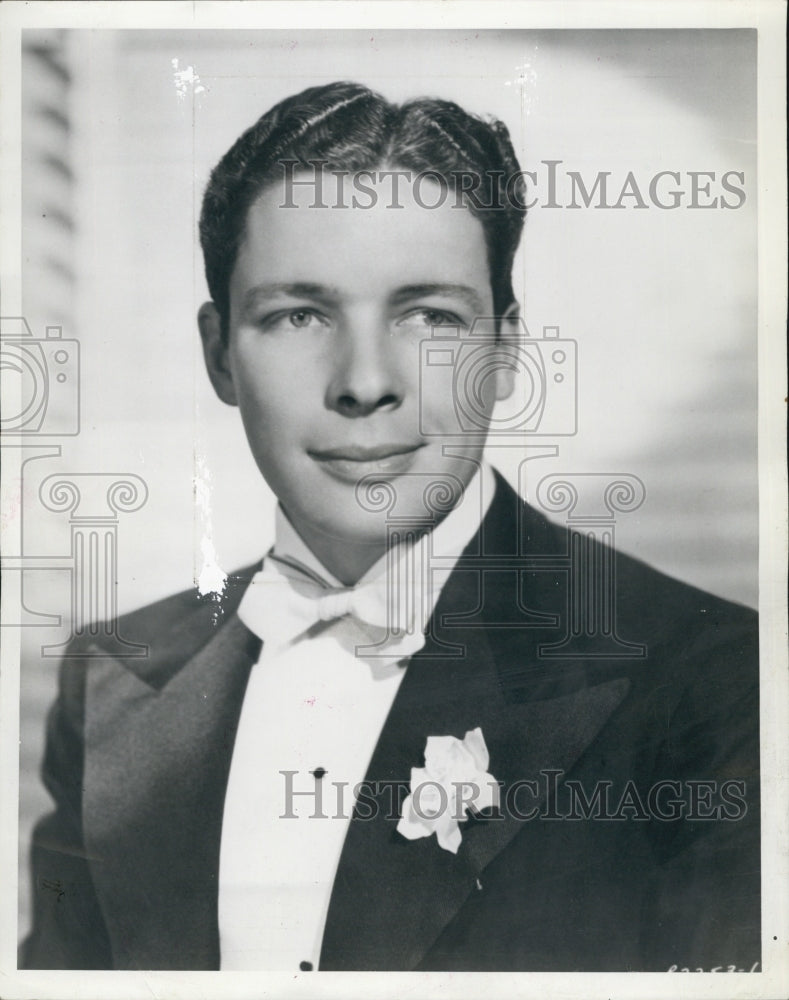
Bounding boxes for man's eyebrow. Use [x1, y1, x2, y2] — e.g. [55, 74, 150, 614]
[241, 282, 341, 309]
[389, 284, 487, 314]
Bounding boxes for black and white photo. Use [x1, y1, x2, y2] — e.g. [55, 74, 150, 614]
[1, 3, 786, 998]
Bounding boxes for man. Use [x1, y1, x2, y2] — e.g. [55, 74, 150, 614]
[21, 81, 760, 972]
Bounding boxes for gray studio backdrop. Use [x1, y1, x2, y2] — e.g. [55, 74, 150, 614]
[15, 28, 756, 941]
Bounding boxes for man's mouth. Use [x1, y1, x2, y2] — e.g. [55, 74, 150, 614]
[308, 443, 426, 482]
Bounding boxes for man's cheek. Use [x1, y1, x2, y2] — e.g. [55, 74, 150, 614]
[418, 369, 462, 436]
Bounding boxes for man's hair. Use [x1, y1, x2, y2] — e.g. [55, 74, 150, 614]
[199, 81, 527, 338]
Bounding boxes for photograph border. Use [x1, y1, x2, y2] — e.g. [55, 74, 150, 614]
[1, 2, 786, 998]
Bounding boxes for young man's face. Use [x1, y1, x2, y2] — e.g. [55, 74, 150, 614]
[200, 172, 516, 582]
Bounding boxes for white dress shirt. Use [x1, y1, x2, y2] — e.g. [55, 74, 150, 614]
[218, 464, 495, 970]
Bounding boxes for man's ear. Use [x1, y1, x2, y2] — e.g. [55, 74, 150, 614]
[494, 302, 522, 401]
[198, 302, 238, 406]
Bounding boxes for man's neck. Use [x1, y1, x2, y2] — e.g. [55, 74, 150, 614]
[276, 513, 425, 587]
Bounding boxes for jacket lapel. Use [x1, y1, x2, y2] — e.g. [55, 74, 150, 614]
[82, 603, 260, 969]
[320, 477, 631, 970]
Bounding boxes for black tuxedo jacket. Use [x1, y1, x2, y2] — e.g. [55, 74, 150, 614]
[21, 475, 760, 972]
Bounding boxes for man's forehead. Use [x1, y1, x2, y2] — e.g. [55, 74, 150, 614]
[233, 172, 492, 302]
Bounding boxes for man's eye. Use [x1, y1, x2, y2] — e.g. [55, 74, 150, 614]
[287, 309, 323, 329]
[398, 309, 462, 329]
[259, 309, 329, 331]
[422, 309, 458, 327]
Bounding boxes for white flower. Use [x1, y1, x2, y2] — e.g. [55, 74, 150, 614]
[396, 727, 499, 854]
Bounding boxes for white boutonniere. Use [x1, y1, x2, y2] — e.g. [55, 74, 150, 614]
[396, 727, 500, 854]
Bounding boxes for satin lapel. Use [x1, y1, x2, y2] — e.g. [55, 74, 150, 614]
[82, 613, 260, 970]
[320, 478, 632, 971]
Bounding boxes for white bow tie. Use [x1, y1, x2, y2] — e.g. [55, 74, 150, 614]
[237, 553, 428, 661]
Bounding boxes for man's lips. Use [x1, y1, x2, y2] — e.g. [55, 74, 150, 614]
[308, 443, 426, 482]
[309, 443, 425, 462]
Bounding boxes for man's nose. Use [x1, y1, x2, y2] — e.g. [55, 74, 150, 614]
[326, 326, 404, 418]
